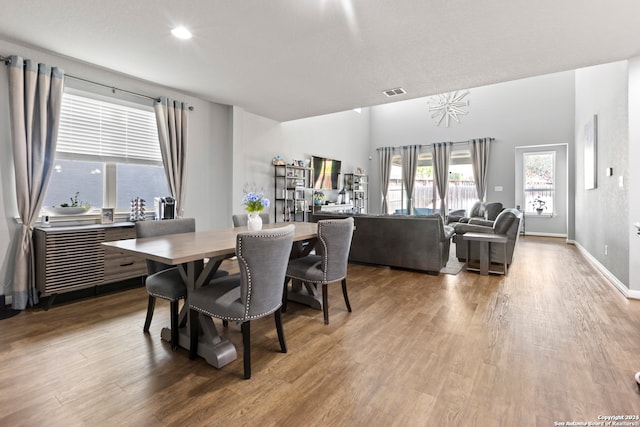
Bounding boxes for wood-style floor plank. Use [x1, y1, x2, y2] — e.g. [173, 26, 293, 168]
[1, 237, 640, 426]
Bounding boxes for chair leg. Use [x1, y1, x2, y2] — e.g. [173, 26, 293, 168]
[274, 309, 287, 353]
[241, 321, 251, 379]
[143, 295, 156, 333]
[322, 284, 329, 325]
[189, 309, 199, 360]
[282, 277, 290, 312]
[341, 278, 352, 312]
[170, 300, 180, 350]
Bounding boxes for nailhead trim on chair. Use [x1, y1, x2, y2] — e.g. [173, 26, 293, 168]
[190, 305, 278, 322]
[147, 292, 184, 302]
[318, 221, 330, 283]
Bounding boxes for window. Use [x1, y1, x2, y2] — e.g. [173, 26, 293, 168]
[523, 151, 555, 214]
[383, 148, 476, 215]
[386, 160, 403, 214]
[44, 91, 169, 212]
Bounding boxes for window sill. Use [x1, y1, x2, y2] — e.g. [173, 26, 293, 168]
[525, 212, 554, 218]
[16, 211, 138, 226]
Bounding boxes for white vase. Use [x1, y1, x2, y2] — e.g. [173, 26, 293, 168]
[247, 211, 262, 231]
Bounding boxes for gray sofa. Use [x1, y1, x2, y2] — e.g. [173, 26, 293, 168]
[311, 213, 454, 274]
[452, 208, 523, 265]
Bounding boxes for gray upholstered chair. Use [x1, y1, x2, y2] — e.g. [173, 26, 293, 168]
[232, 212, 270, 227]
[189, 225, 295, 379]
[283, 217, 354, 325]
[452, 208, 523, 266]
[136, 218, 227, 350]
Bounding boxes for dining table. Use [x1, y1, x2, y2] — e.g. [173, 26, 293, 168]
[102, 221, 318, 369]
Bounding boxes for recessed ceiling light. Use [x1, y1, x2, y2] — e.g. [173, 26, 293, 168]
[382, 87, 406, 97]
[171, 26, 192, 40]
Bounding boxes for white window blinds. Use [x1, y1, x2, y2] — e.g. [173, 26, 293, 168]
[57, 92, 161, 164]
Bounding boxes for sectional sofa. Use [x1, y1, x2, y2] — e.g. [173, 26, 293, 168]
[311, 213, 454, 274]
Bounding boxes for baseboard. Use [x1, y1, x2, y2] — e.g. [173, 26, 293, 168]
[523, 232, 567, 238]
[573, 241, 640, 300]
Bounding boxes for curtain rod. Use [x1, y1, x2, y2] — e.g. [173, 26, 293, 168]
[377, 138, 494, 150]
[1, 54, 194, 111]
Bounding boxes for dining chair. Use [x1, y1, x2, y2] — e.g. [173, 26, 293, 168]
[136, 218, 228, 350]
[189, 225, 295, 379]
[283, 217, 354, 325]
[232, 212, 270, 227]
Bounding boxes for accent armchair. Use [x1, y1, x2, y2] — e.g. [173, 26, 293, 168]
[450, 201, 504, 225]
[452, 208, 523, 266]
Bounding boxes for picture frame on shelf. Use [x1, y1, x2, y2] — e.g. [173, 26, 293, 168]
[101, 207, 115, 224]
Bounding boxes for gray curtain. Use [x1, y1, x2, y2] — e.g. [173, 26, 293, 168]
[8, 56, 65, 309]
[378, 147, 393, 214]
[470, 138, 492, 201]
[154, 97, 189, 218]
[432, 142, 452, 217]
[401, 145, 419, 215]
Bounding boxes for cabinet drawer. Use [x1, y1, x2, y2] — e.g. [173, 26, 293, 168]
[104, 226, 136, 241]
[103, 255, 147, 284]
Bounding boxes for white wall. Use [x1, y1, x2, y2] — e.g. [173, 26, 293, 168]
[574, 61, 629, 287]
[0, 39, 232, 296]
[231, 107, 371, 221]
[628, 57, 640, 291]
[369, 71, 576, 235]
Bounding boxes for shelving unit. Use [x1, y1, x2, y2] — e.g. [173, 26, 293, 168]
[344, 173, 368, 214]
[274, 164, 312, 222]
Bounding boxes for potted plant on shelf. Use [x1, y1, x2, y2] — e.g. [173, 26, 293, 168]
[531, 198, 547, 215]
[48, 192, 91, 215]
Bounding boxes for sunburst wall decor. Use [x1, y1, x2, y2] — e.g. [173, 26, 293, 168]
[428, 91, 470, 127]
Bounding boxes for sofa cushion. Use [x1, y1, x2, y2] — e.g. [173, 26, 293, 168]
[484, 202, 504, 221]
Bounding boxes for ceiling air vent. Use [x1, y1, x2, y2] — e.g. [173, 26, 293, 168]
[383, 87, 406, 97]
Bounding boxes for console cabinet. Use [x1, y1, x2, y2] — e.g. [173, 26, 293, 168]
[34, 223, 147, 296]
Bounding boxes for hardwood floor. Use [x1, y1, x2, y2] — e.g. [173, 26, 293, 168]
[1, 237, 640, 426]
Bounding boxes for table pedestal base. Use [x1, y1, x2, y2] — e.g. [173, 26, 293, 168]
[288, 280, 322, 310]
[160, 314, 237, 369]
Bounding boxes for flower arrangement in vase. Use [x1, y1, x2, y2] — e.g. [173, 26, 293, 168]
[313, 191, 325, 206]
[243, 184, 270, 230]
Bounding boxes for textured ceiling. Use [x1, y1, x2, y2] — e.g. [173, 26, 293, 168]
[1, 0, 639, 121]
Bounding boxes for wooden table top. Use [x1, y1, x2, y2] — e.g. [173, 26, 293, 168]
[102, 221, 318, 265]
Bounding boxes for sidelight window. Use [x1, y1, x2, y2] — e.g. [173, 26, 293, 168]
[522, 151, 555, 214]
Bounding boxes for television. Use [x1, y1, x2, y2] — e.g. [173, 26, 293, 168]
[312, 156, 342, 189]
